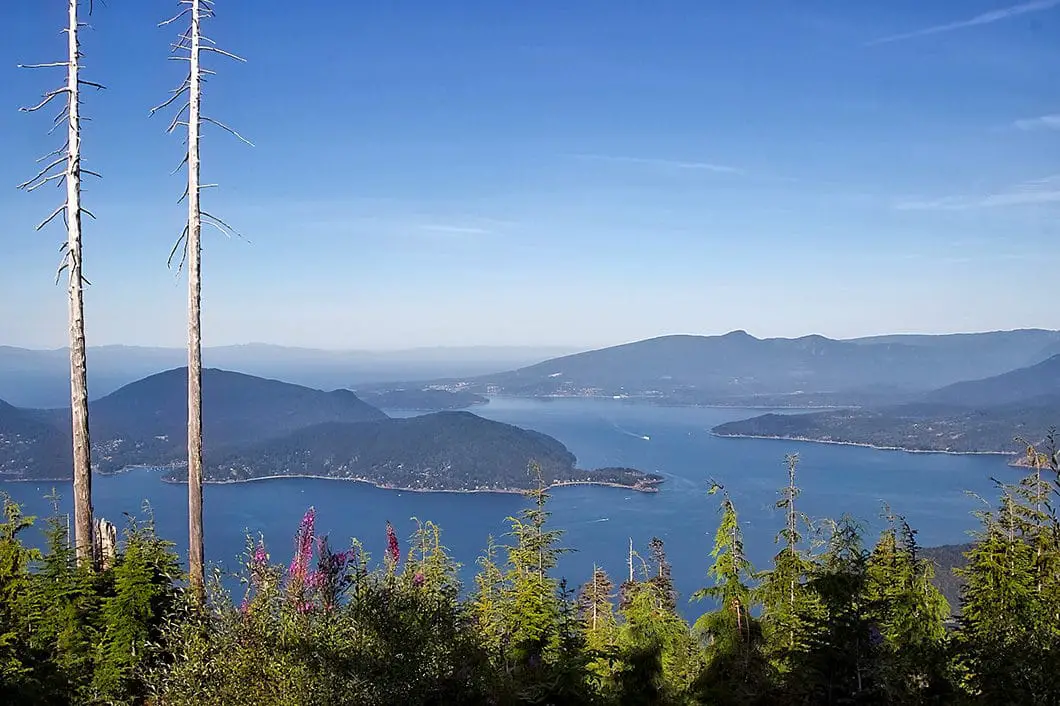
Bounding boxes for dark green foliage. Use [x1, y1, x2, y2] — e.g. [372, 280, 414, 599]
[865, 511, 952, 704]
[692, 486, 772, 705]
[0, 496, 181, 705]
[152, 511, 490, 706]
[951, 442, 1060, 704]
[7, 444, 1060, 704]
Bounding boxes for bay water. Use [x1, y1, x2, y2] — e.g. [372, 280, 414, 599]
[0, 398, 1007, 615]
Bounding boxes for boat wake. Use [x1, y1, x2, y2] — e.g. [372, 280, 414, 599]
[609, 420, 651, 441]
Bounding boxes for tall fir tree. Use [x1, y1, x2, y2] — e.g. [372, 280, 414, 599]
[793, 515, 882, 705]
[576, 565, 620, 683]
[756, 454, 819, 676]
[693, 484, 771, 705]
[865, 510, 951, 703]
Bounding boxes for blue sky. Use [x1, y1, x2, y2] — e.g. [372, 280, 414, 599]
[1, 1, 1058, 350]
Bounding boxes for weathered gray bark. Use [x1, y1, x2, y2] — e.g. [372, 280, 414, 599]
[186, 0, 205, 599]
[155, 0, 247, 599]
[94, 517, 117, 570]
[66, 0, 94, 569]
[18, 1, 99, 565]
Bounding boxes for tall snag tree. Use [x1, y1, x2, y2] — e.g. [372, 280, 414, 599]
[18, 0, 105, 566]
[154, 0, 250, 598]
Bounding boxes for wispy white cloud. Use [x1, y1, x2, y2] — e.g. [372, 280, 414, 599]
[867, 0, 1060, 46]
[574, 153, 745, 175]
[419, 224, 492, 235]
[1014, 113, 1060, 130]
[895, 175, 1060, 210]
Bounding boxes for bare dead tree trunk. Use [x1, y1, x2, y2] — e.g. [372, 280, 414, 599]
[65, 0, 94, 569]
[94, 516, 117, 570]
[19, 0, 100, 567]
[628, 537, 634, 583]
[186, 0, 206, 602]
[155, 0, 249, 601]
[786, 453, 798, 649]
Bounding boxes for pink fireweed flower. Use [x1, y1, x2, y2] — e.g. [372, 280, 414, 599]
[289, 507, 317, 583]
[385, 521, 400, 565]
[413, 571, 425, 588]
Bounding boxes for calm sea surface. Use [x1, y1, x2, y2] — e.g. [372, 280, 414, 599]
[0, 398, 1007, 615]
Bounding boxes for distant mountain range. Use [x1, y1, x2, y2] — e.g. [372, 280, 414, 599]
[713, 355, 1060, 454]
[409, 329, 1060, 407]
[6, 328, 1060, 466]
[0, 368, 659, 492]
[0, 344, 577, 408]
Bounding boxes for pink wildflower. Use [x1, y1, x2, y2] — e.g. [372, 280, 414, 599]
[413, 571, 425, 587]
[289, 507, 316, 582]
[385, 521, 400, 565]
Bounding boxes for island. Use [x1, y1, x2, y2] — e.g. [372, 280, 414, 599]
[162, 412, 663, 492]
[711, 353, 1060, 456]
[1, 368, 662, 493]
[710, 403, 1053, 455]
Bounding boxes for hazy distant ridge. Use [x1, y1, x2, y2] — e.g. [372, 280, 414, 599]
[424, 329, 1060, 406]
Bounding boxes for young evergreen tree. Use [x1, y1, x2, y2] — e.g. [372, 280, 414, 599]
[502, 463, 566, 658]
[615, 565, 701, 705]
[648, 536, 679, 612]
[693, 483, 771, 704]
[756, 454, 818, 676]
[576, 565, 620, 682]
[956, 486, 1058, 702]
[488, 462, 595, 701]
[0, 499, 42, 701]
[471, 534, 507, 660]
[793, 515, 884, 705]
[865, 510, 951, 703]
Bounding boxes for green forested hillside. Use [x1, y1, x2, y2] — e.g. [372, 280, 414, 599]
[180, 411, 662, 491]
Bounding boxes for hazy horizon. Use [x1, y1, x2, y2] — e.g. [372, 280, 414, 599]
[4, 325, 1060, 355]
[3, 2, 1058, 349]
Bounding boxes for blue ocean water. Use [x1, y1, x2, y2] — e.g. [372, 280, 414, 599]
[0, 398, 1007, 616]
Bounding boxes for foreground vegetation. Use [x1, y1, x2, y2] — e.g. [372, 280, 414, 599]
[2, 449, 1060, 705]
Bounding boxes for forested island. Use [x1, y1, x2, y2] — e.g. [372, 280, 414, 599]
[1, 368, 661, 492]
[162, 412, 662, 492]
[712, 400, 1057, 455]
[712, 355, 1060, 454]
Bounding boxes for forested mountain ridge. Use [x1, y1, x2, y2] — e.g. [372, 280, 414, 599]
[420, 329, 1060, 405]
[714, 355, 1060, 453]
[0, 398, 70, 479]
[921, 353, 1060, 407]
[0, 370, 659, 491]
